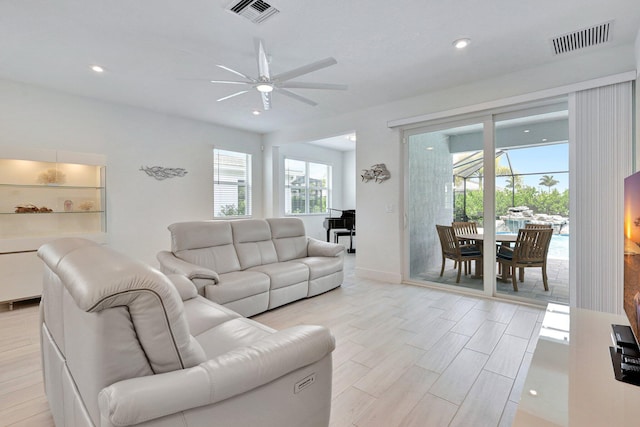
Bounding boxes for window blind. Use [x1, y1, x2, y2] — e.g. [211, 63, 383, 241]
[213, 149, 252, 217]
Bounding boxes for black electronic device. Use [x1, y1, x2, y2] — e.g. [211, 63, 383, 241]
[611, 170, 640, 386]
[612, 324, 637, 348]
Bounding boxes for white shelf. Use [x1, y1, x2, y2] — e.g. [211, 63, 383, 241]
[0, 153, 107, 304]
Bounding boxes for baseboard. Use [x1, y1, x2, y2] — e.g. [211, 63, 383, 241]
[355, 267, 402, 284]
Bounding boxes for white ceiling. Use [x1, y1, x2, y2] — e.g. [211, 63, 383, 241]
[308, 133, 356, 152]
[0, 0, 638, 134]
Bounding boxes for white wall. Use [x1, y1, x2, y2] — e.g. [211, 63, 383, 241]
[342, 149, 356, 210]
[0, 79, 262, 266]
[264, 44, 637, 283]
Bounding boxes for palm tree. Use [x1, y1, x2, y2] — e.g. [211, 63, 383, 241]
[539, 175, 559, 192]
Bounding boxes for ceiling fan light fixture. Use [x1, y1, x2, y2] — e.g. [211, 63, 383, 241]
[453, 38, 471, 49]
[256, 83, 273, 93]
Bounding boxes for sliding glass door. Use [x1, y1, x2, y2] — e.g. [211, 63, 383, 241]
[493, 106, 569, 304]
[405, 120, 486, 292]
[405, 100, 570, 305]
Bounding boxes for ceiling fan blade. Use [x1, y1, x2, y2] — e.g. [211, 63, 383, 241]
[217, 90, 250, 102]
[262, 92, 271, 110]
[272, 57, 337, 82]
[216, 65, 255, 81]
[278, 81, 348, 90]
[255, 38, 270, 79]
[276, 88, 318, 106]
[209, 80, 253, 85]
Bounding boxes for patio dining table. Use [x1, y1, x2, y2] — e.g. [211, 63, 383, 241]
[456, 233, 518, 278]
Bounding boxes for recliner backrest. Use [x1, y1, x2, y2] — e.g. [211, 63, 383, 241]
[39, 238, 206, 425]
[267, 218, 308, 261]
[169, 221, 242, 274]
[231, 219, 278, 269]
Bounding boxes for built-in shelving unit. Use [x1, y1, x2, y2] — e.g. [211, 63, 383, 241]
[0, 150, 107, 308]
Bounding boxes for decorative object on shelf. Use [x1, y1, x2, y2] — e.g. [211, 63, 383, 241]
[64, 200, 73, 212]
[78, 200, 95, 211]
[361, 163, 390, 183]
[37, 168, 66, 185]
[15, 204, 53, 213]
[139, 166, 188, 181]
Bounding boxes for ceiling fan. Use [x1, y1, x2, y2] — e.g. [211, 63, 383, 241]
[210, 39, 347, 111]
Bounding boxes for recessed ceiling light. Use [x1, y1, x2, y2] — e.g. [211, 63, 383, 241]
[529, 389, 538, 397]
[426, 147, 434, 150]
[542, 138, 548, 142]
[524, 129, 531, 133]
[252, 110, 261, 116]
[453, 38, 471, 49]
[90, 65, 105, 73]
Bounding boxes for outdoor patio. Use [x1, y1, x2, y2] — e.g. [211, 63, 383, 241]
[417, 255, 569, 305]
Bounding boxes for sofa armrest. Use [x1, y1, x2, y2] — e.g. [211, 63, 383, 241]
[157, 251, 220, 283]
[165, 274, 198, 301]
[98, 325, 335, 426]
[307, 238, 345, 257]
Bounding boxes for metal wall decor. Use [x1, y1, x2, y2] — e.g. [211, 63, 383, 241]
[140, 166, 188, 180]
[361, 163, 390, 183]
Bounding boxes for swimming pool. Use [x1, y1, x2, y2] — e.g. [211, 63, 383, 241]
[548, 234, 569, 260]
[497, 232, 569, 260]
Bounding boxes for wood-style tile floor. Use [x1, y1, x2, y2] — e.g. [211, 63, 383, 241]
[0, 255, 544, 426]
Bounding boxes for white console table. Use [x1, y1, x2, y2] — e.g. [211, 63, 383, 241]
[514, 303, 640, 426]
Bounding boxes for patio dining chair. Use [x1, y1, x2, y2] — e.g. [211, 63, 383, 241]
[452, 221, 478, 273]
[525, 223, 553, 230]
[436, 225, 483, 283]
[496, 227, 553, 291]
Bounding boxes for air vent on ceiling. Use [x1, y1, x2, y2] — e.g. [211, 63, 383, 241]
[551, 21, 612, 55]
[226, 0, 279, 24]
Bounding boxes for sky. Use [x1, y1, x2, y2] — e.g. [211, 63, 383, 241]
[496, 143, 569, 192]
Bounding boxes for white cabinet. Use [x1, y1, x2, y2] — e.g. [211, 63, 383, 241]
[0, 150, 107, 307]
[514, 303, 640, 426]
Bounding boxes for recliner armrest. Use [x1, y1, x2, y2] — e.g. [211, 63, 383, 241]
[166, 274, 198, 301]
[307, 238, 344, 257]
[157, 251, 220, 283]
[98, 325, 335, 426]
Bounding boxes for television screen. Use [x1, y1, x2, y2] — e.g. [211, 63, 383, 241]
[623, 170, 640, 345]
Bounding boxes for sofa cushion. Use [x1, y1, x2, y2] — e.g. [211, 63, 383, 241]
[170, 221, 233, 251]
[193, 318, 275, 359]
[267, 218, 308, 261]
[205, 271, 270, 305]
[294, 256, 344, 280]
[231, 219, 278, 269]
[182, 297, 242, 337]
[170, 221, 242, 274]
[248, 261, 310, 290]
[176, 247, 241, 274]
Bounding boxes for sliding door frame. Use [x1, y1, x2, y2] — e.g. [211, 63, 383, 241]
[402, 99, 572, 303]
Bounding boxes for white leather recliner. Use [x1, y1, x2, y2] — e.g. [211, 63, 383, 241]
[38, 238, 335, 427]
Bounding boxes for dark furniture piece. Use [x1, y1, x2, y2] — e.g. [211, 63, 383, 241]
[436, 225, 483, 283]
[334, 229, 356, 254]
[323, 209, 355, 242]
[496, 227, 553, 291]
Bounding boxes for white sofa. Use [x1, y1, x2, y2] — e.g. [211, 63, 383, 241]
[38, 238, 335, 427]
[157, 218, 344, 317]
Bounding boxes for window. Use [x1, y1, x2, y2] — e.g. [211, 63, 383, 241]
[285, 159, 331, 214]
[213, 149, 251, 217]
